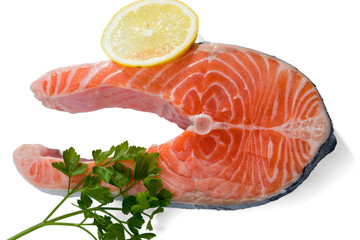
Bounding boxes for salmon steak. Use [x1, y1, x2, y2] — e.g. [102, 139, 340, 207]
[13, 43, 336, 209]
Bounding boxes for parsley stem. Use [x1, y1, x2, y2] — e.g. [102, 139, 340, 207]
[48, 206, 103, 223]
[98, 209, 126, 224]
[67, 176, 72, 195]
[76, 226, 97, 240]
[43, 193, 71, 222]
[79, 217, 88, 225]
[48, 209, 86, 222]
[7, 222, 45, 240]
[123, 224, 133, 237]
[43, 172, 90, 222]
[98, 209, 133, 236]
[45, 222, 97, 240]
[8, 206, 92, 239]
[7, 221, 97, 240]
[101, 207, 123, 211]
[142, 212, 151, 218]
[48, 206, 123, 224]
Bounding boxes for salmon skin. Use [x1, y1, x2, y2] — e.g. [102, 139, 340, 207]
[14, 43, 336, 210]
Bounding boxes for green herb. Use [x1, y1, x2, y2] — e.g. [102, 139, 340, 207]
[8, 141, 172, 240]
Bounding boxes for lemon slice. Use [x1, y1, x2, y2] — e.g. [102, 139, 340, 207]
[101, 0, 199, 67]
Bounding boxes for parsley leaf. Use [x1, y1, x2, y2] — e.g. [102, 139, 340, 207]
[125, 145, 146, 158]
[92, 146, 115, 165]
[127, 215, 145, 235]
[146, 207, 164, 231]
[112, 141, 129, 161]
[122, 195, 137, 215]
[143, 178, 163, 197]
[78, 192, 93, 209]
[93, 214, 113, 238]
[109, 164, 131, 189]
[71, 163, 88, 176]
[81, 176, 114, 204]
[136, 192, 150, 209]
[112, 141, 146, 161]
[52, 147, 88, 177]
[93, 166, 115, 183]
[156, 189, 172, 207]
[103, 224, 125, 240]
[134, 153, 161, 181]
[51, 162, 67, 176]
[63, 147, 80, 171]
[138, 233, 156, 239]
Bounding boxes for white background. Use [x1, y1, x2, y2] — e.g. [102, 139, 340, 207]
[1, 0, 359, 239]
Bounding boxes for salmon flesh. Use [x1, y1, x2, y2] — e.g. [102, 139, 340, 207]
[13, 43, 336, 209]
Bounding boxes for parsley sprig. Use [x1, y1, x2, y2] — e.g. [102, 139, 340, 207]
[9, 141, 172, 240]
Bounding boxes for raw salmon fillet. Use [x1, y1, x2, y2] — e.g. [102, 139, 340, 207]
[14, 43, 336, 209]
